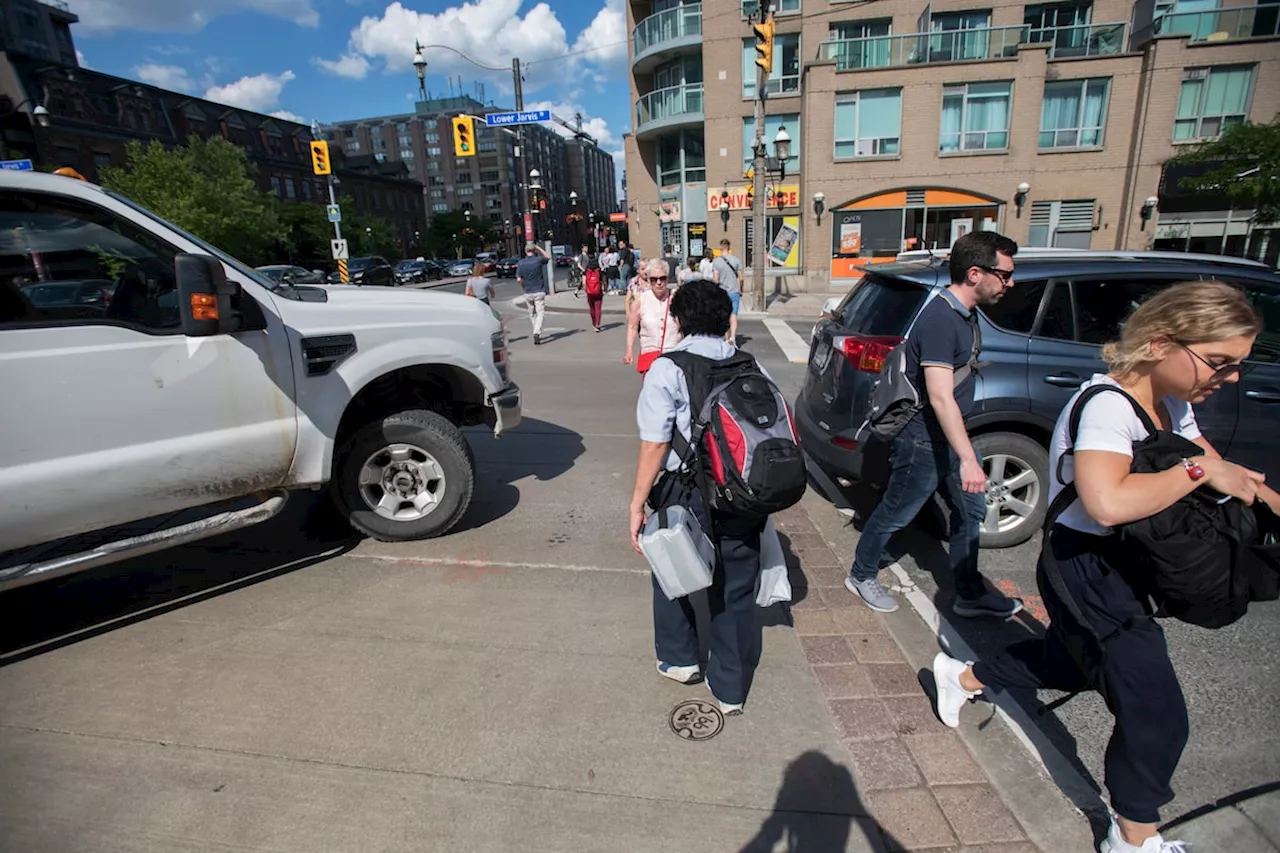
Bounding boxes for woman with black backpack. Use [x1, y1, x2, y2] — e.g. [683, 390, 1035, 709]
[929, 282, 1277, 853]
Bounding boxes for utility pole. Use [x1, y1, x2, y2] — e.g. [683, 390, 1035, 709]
[751, 7, 775, 313]
[512, 57, 532, 249]
[309, 123, 348, 284]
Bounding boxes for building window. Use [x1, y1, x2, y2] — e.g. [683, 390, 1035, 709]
[270, 176, 282, 197]
[457, 173, 473, 185]
[742, 114, 800, 172]
[302, 181, 312, 200]
[834, 88, 902, 158]
[741, 34, 801, 98]
[429, 176, 445, 186]
[1027, 199, 1096, 248]
[396, 122, 409, 132]
[427, 146, 442, 156]
[285, 178, 296, 199]
[1025, 1, 1093, 54]
[426, 133, 439, 144]
[940, 81, 1012, 152]
[481, 170, 501, 181]
[1174, 66, 1254, 141]
[343, 128, 355, 138]
[1039, 78, 1109, 148]
[398, 134, 412, 146]
[743, 0, 799, 15]
[458, 187, 474, 197]
[92, 151, 113, 170]
[430, 189, 445, 199]
[374, 153, 387, 163]
[346, 141, 362, 153]
[427, 161, 440, 172]
[433, 203, 449, 213]
[400, 149, 414, 160]
[929, 10, 993, 62]
[828, 19, 892, 69]
[478, 141, 498, 152]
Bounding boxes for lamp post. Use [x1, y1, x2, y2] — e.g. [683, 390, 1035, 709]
[812, 192, 825, 225]
[412, 42, 428, 102]
[751, 124, 794, 312]
[504, 219, 512, 257]
[719, 191, 731, 232]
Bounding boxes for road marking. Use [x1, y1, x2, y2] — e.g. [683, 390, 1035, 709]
[351, 554, 648, 575]
[881, 560, 1105, 816]
[762, 318, 811, 364]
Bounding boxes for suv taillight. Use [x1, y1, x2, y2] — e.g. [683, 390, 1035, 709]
[832, 335, 903, 373]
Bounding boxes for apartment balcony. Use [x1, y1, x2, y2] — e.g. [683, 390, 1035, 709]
[1145, 4, 1280, 43]
[818, 22, 1127, 71]
[633, 4, 702, 73]
[634, 83, 704, 141]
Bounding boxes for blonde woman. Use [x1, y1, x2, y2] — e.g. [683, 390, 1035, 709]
[624, 258, 678, 374]
[931, 282, 1277, 853]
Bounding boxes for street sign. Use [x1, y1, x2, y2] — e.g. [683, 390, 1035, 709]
[485, 110, 551, 127]
[331, 238, 349, 260]
[326, 204, 341, 223]
[609, 212, 627, 223]
[523, 213, 534, 242]
[0, 159, 34, 171]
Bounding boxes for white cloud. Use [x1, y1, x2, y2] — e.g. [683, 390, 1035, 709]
[204, 70, 296, 113]
[312, 53, 371, 80]
[570, 0, 627, 71]
[76, 50, 89, 68]
[270, 109, 307, 124]
[67, 0, 319, 34]
[133, 62, 197, 93]
[522, 99, 620, 149]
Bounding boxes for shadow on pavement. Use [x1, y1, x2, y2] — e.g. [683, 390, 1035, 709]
[0, 494, 359, 665]
[740, 750, 900, 852]
[456, 417, 586, 532]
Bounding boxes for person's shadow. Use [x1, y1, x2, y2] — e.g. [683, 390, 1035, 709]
[740, 751, 899, 852]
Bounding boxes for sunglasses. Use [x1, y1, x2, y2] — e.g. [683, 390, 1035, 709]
[977, 265, 1015, 283]
[648, 275, 668, 282]
[1176, 341, 1253, 381]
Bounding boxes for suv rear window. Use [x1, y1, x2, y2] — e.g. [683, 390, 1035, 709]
[839, 274, 929, 335]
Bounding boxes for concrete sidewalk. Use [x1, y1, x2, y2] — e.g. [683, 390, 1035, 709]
[512, 288, 832, 319]
[1164, 788, 1280, 850]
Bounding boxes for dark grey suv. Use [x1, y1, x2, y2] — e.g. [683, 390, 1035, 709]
[796, 251, 1280, 548]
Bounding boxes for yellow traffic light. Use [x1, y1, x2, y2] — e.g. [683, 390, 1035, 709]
[309, 140, 331, 176]
[752, 15, 775, 75]
[452, 115, 476, 157]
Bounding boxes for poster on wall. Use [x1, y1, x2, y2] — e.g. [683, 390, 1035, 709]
[687, 223, 707, 258]
[950, 217, 973, 246]
[659, 201, 682, 223]
[744, 217, 801, 269]
[838, 216, 862, 255]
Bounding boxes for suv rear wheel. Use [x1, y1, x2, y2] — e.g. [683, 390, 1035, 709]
[972, 432, 1048, 548]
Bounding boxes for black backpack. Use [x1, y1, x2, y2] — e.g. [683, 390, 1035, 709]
[665, 350, 807, 518]
[1045, 384, 1280, 631]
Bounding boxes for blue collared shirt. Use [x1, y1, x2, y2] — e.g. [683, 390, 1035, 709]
[903, 288, 979, 443]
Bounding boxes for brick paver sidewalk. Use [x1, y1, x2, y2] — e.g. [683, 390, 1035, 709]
[772, 505, 1040, 853]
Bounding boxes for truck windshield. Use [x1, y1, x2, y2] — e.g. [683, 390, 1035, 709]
[106, 190, 280, 291]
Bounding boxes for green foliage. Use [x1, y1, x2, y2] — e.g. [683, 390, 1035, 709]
[99, 137, 283, 265]
[1167, 116, 1280, 223]
[426, 208, 496, 258]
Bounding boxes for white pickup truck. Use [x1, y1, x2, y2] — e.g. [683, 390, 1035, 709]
[0, 171, 520, 590]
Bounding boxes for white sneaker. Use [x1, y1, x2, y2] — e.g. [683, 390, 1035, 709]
[656, 661, 702, 684]
[1098, 819, 1189, 853]
[707, 679, 744, 716]
[932, 652, 980, 728]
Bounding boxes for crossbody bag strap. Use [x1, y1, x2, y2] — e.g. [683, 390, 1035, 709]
[1056, 384, 1156, 486]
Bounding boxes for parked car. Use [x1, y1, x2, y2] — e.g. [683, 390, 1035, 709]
[446, 260, 475, 277]
[0, 169, 521, 591]
[493, 257, 519, 278]
[554, 254, 573, 268]
[395, 259, 443, 284]
[255, 264, 325, 285]
[473, 252, 498, 273]
[796, 250, 1280, 548]
[327, 256, 394, 286]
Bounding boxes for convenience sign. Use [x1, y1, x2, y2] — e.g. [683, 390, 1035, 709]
[708, 184, 799, 211]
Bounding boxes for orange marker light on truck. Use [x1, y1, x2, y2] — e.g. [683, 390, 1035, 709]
[191, 293, 219, 321]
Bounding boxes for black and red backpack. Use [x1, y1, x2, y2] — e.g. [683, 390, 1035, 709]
[665, 350, 807, 518]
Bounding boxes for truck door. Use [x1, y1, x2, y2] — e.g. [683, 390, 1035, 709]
[0, 190, 297, 554]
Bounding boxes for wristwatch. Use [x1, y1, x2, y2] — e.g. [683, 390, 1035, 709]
[1181, 457, 1206, 481]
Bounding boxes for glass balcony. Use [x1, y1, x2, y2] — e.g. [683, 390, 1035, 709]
[1154, 4, 1280, 41]
[1028, 22, 1128, 57]
[633, 3, 702, 64]
[635, 84, 704, 139]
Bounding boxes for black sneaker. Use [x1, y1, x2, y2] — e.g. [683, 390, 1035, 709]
[533, 334, 541, 346]
[952, 591, 1023, 619]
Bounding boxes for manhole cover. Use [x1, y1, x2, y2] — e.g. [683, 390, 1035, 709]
[668, 700, 724, 741]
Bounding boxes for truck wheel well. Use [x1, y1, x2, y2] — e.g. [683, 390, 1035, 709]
[335, 365, 487, 451]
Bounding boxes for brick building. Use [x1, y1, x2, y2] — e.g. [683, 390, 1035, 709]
[0, 54, 425, 254]
[0, 0, 76, 67]
[324, 98, 619, 253]
[624, 0, 1280, 292]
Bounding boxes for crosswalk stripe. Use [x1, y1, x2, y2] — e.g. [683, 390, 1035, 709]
[762, 318, 811, 364]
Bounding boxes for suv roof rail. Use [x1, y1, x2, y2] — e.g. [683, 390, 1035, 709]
[893, 247, 1270, 270]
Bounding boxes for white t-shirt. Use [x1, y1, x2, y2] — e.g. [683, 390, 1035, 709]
[1050, 374, 1201, 535]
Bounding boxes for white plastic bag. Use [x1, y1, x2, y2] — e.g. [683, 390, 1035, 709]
[756, 517, 792, 607]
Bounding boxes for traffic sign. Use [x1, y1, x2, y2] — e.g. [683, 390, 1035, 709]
[485, 110, 551, 127]
[326, 204, 341, 223]
[0, 159, 34, 171]
[331, 238, 349, 260]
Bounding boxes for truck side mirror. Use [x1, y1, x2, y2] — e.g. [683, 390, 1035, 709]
[175, 253, 240, 337]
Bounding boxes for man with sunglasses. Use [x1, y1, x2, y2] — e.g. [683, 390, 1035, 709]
[845, 231, 1024, 618]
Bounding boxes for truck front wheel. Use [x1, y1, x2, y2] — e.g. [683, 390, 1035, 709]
[332, 409, 474, 541]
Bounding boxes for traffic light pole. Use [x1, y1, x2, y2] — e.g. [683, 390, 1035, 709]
[751, 6, 771, 313]
[327, 176, 347, 284]
[512, 57, 531, 247]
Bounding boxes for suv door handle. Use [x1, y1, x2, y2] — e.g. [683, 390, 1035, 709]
[1245, 389, 1280, 403]
[1044, 374, 1085, 388]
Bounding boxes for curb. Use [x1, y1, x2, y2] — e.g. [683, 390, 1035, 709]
[510, 293, 823, 320]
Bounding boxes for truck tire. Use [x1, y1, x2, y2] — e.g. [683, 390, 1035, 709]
[972, 432, 1049, 549]
[332, 409, 474, 541]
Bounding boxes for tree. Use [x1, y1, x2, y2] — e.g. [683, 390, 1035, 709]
[1167, 116, 1280, 223]
[426, 208, 495, 258]
[99, 136, 283, 265]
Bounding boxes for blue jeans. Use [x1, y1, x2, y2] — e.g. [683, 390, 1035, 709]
[850, 435, 986, 600]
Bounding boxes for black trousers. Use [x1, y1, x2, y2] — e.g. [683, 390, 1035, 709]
[972, 526, 1189, 824]
[648, 472, 765, 705]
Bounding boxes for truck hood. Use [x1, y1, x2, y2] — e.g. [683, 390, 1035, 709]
[275, 284, 500, 332]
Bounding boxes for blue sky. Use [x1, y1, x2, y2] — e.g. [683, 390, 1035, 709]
[66, 0, 630, 168]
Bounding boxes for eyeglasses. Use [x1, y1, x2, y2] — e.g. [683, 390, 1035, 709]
[1175, 341, 1252, 381]
[649, 275, 669, 282]
[978, 265, 1015, 283]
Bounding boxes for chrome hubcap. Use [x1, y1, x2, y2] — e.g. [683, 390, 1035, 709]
[358, 443, 446, 521]
[982, 453, 1041, 535]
